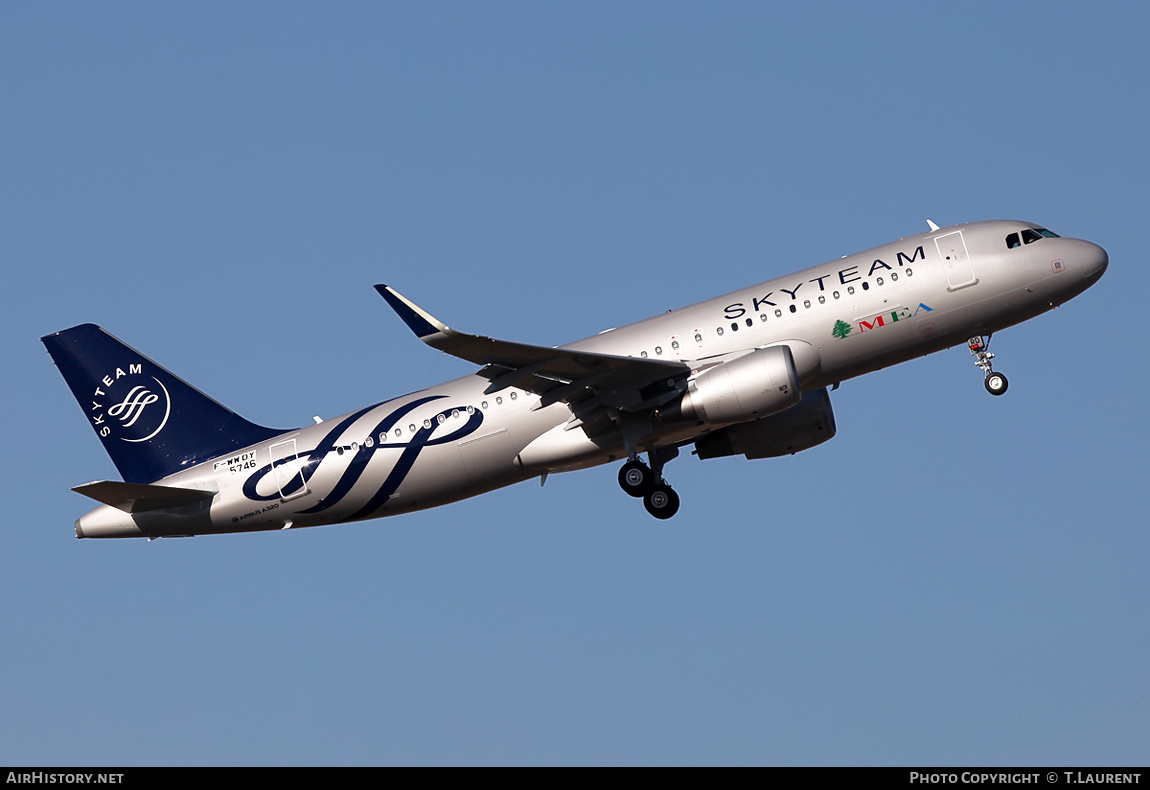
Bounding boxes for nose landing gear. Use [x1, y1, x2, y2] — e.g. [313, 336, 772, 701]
[617, 447, 681, 519]
[969, 335, 1009, 396]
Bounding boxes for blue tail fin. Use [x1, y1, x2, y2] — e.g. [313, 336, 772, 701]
[42, 324, 284, 484]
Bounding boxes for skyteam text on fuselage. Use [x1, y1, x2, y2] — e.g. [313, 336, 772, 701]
[43, 220, 1108, 538]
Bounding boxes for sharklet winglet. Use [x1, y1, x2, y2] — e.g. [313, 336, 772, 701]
[374, 284, 451, 341]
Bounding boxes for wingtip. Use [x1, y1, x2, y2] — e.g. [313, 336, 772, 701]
[373, 283, 398, 304]
[374, 283, 449, 340]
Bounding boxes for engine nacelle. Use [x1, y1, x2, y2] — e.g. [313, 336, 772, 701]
[694, 387, 837, 460]
[672, 345, 801, 426]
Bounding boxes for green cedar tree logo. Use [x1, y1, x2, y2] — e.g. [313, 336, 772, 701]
[832, 320, 852, 340]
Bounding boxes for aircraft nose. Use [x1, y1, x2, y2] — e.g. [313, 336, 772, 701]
[1090, 242, 1108, 279]
[1059, 238, 1108, 283]
[1082, 240, 1108, 280]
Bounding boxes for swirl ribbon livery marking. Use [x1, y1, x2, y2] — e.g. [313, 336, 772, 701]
[117, 377, 172, 443]
[242, 396, 484, 518]
[242, 402, 388, 502]
[108, 385, 159, 427]
[345, 405, 483, 521]
[297, 397, 445, 514]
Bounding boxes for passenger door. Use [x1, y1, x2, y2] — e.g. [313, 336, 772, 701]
[935, 230, 977, 291]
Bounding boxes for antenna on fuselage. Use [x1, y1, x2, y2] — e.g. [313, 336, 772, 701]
[926, 219, 940, 231]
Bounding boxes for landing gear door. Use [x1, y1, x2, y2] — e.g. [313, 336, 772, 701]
[935, 230, 978, 291]
[270, 438, 309, 501]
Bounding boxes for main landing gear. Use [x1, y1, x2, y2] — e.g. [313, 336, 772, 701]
[618, 447, 680, 520]
[968, 335, 1009, 396]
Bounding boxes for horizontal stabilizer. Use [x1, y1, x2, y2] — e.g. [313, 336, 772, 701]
[72, 480, 216, 513]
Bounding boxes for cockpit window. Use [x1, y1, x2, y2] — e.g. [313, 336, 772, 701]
[1008, 227, 1059, 249]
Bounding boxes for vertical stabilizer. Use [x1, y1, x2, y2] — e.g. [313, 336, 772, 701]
[42, 324, 283, 484]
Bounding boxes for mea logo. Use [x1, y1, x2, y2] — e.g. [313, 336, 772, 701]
[831, 303, 933, 339]
[89, 363, 172, 443]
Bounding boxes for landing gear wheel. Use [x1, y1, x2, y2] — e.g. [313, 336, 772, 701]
[618, 460, 655, 497]
[643, 484, 680, 519]
[969, 335, 1008, 396]
[984, 371, 1009, 396]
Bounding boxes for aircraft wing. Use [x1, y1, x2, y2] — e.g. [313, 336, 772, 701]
[376, 285, 690, 413]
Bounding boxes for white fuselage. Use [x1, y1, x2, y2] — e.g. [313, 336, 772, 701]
[74, 220, 1107, 537]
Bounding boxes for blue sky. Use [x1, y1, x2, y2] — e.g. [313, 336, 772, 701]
[3, 2, 1147, 766]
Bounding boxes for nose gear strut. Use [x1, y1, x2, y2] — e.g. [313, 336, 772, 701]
[968, 335, 1009, 396]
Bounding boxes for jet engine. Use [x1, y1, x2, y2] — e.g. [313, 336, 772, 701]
[694, 387, 837, 460]
[668, 345, 802, 426]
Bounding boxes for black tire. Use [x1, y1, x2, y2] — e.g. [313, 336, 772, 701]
[984, 371, 1009, 396]
[643, 484, 680, 519]
[618, 460, 655, 497]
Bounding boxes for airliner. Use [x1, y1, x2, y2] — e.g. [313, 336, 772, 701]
[42, 219, 1108, 538]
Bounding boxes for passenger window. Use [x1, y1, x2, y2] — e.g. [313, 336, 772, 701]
[1006, 233, 1021, 249]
